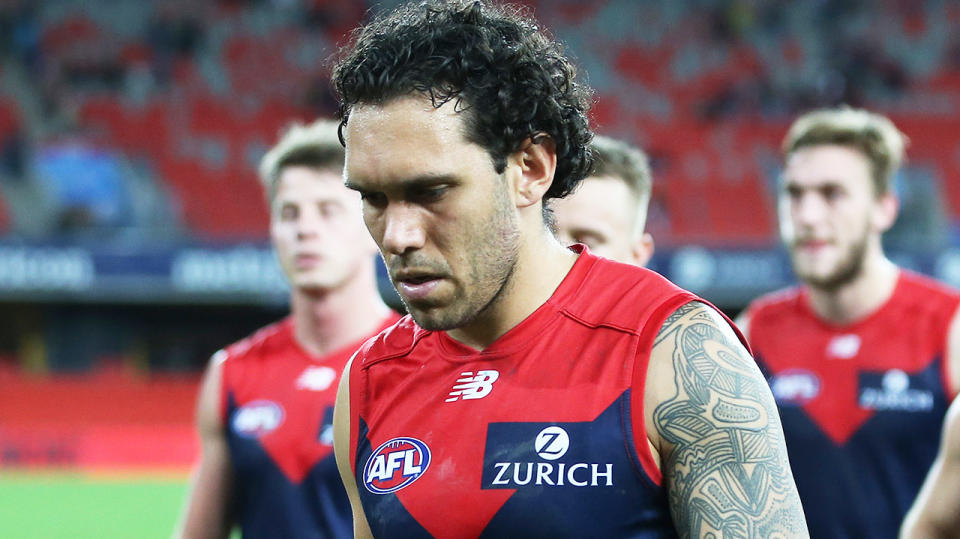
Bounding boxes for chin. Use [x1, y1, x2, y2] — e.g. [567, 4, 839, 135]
[293, 276, 340, 293]
[407, 305, 467, 332]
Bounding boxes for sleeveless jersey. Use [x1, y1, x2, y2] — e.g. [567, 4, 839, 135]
[220, 314, 399, 538]
[745, 270, 960, 538]
[347, 247, 709, 538]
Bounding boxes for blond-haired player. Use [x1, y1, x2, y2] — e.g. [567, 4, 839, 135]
[175, 119, 397, 539]
[554, 135, 655, 266]
[740, 107, 960, 538]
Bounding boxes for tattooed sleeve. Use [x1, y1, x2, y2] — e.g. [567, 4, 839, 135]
[652, 302, 808, 538]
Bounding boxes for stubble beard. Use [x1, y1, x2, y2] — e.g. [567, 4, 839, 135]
[792, 230, 869, 293]
[410, 185, 521, 332]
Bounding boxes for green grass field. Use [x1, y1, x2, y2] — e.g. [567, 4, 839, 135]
[0, 470, 189, 539]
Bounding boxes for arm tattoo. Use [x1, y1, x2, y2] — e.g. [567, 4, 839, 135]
[653, 302, 807, 538]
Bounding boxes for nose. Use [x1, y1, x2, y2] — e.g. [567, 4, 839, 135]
[381, 203, 426, 255]
[296, 208, 323, 240]
[792, 191, 827, 228]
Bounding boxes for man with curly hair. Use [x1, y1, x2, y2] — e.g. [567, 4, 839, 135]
[332, 2, 808, 537]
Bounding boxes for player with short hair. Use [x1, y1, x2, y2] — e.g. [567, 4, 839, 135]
[554, 135, 655, 266]
[331, 1, 807, 537]
[739, 107, 960, 538]
[175, 119, 398, 539]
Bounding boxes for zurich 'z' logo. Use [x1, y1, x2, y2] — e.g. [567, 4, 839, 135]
[363, 437, 431, 494]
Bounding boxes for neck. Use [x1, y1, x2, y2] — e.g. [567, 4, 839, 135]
[446, 227, 577, 350]
[805, 242, 899, 325]
[290, 263, 391, 358]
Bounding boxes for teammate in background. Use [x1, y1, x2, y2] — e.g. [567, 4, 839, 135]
[738, 107, 960, 538]
[901, 397, 960, 538]
[332, 1, 807, 537]
[553, 135, 655, 266]
[174, 120, 398, 539]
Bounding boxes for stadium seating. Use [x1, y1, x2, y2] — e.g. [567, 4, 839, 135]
[2, 0, 959, 244]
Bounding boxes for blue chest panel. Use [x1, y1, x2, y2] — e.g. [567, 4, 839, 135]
[356, 391, 677, 538]
[226, 394, 351, 539]
[773, 361, 948, 538]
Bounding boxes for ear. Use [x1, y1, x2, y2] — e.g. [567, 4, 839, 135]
[508, 135, 557, 209]
[631, 232, 655, 267]
[873, 192, 899, 233]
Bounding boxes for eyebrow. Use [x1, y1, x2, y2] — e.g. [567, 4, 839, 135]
[345, 174, 458, 192]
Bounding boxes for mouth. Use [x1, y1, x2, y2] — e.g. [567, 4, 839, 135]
[394, 272, 445, 301]
[796, 239, 830, 251]
[295, 254, 322, 268]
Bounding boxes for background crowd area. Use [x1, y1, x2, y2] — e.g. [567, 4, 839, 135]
[1, 0, 959, 536]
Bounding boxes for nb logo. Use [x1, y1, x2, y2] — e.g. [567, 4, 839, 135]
[445, 370, 500, 402]
[295, 366, 337, 391]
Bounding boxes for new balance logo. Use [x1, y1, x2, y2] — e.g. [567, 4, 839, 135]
[445, 370, 500, 402]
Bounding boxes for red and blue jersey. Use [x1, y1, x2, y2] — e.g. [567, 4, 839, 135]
[220, 314, 399, 538]
[347, 247, 708, 538]
[745, 270, 960, 538]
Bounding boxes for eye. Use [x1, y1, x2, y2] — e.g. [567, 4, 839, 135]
[573, 232, 604, 249]
[318, 201, 344, 218]
[820, 185, 842, 202]
[410, 185, 449, 204]
[279, 204, 298, 221]
[359, 191, 388, 209]
[784, 185, 803, 201]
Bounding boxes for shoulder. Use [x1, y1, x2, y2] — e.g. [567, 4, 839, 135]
[745, 286, 803, 320]
[741, 286, 804, 336]
[220, 317, 293, 365]
[890, 272, 960, 341]
[898, 270, 960, 307]
[563, 256, 697, 334]
[352, 315, 427, 369]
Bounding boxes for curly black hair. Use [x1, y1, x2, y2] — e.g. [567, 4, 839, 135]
[332, 0, 594, 201]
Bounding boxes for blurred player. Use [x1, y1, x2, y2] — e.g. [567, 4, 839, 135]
[739, 107, 960, 538]
[901, 397, 960, 538]
[331, 1, 807, 537]
[174, 120, 398, 539]
[553, 135, 655, 266]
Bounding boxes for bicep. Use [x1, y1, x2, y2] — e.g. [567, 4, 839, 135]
[902, 399, 960, 538]
[334, 355, 374, 539]
[647, 301, 808, 538]
[946, 305, 960, 396]
[175, 355, 233, 539]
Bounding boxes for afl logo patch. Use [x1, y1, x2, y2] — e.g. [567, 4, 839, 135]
[232, 400, 285, 438]
[769, 369, 821, 405]
[363, 437, 431, 494]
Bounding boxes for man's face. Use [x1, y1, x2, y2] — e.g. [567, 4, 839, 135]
[780, 144, 887, 290]
[343, 97, 521, 330]
[553, 175, 652, 266]
[270, 165, 377, 292]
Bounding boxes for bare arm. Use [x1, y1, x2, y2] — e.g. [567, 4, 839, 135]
[333, 356, 374, 539]
[901, 384, 960, 537]
[733, 311, 751, 342]
[173, 352, 233, 539]
[945, 305, 960, 396]
[646, 302, 808, 538]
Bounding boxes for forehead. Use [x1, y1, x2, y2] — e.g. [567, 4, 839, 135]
[783, 144, 872, 190]
[556, 176, 636, 218]
[275, 165, 351, 200]
[343, 97, 489, 185]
